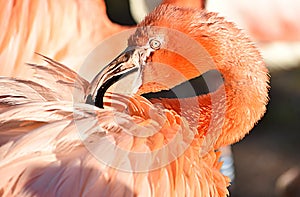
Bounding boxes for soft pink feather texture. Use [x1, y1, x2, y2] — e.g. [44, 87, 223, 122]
[0, 57, 229, 197]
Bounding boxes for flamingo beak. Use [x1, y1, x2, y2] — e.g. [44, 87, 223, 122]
[86, 47, 149, 108]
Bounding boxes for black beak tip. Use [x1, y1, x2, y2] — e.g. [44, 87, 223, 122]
[86, 48, 141, 109]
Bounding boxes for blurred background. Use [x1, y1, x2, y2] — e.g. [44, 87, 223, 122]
[104, 0, 300, 196]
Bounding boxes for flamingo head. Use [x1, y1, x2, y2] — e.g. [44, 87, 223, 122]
[87, 4, 269, 148]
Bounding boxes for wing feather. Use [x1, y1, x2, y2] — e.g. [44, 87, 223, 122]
[0, 57, 229, 196]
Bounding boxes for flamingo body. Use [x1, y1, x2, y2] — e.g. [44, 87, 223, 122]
[0, 57, 228, 197]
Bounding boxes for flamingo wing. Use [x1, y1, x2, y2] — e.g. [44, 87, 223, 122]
[0, 58, 229, 196]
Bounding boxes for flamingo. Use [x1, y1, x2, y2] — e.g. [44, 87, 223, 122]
[0, 0, 126, 77]
[0, 2, 269, 197]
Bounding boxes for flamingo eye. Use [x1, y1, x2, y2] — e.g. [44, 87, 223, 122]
[149, 39, 161, 50]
